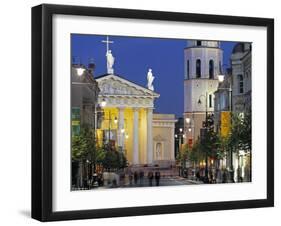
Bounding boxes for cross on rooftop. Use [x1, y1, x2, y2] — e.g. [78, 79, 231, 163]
[102, 36, 114, 52]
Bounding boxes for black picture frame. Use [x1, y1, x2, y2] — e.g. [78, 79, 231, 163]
[32, 4, 274, 222]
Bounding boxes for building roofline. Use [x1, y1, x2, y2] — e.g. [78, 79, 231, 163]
[95, 73, 160, 96]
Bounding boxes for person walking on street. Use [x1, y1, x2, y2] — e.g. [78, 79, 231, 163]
[133, 171, 139, 185]
[139, 170, 144, 186]
[129, 171, 133, 186]
[155, 171, 161, 186]
[148, 171, 154, 186]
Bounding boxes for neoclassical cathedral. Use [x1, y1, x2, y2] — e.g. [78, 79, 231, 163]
[94, 39, 176, 167]
[183, 40, 222, 144]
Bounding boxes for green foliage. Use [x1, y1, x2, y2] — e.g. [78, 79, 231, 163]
[190, 141, 205, 162]
[228, 111, 252, 152]
[71, 127, 128, 170]
[176, 142, 205, 165]
[200, 114, 220, 158]
[102, 147, 128, 170]
[95, 147, 106, 164]
[71, 128, 93, 160]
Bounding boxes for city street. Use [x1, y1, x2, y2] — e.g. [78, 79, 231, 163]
[87, 176, 203, 190]
[122, 176, 202, 188]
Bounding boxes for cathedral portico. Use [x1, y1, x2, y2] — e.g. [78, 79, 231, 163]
[95, 74, 161, 165]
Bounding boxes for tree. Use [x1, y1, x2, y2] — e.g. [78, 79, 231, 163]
[72, 127, 97, 159]
[200, 115, 220, 157]
[190, 140, 205, 164]
[102, 147, 128, 171]
[71, 127, 96, 187]
[240, 111, 252, 151]
[228, 112, 251, 153]
[223, 111, 252, 182]
[200, 114, 220, 182]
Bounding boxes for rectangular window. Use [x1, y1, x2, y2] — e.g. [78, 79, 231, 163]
[240, 82, 244, 93]
[238, 74, 244, 93]
[72, 107, 80, 136]
[209, 94, 212, 108]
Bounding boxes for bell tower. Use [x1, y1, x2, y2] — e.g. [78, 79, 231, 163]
[183, 40, 223, 145]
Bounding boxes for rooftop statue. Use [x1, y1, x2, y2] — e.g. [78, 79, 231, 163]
[147, 68, 154, 91]
[106, 50, 115, 74]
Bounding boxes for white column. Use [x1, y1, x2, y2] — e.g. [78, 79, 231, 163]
[133, 108, 139, 164]
[117, 107, 125, 148]
[147, 108, 153, 164]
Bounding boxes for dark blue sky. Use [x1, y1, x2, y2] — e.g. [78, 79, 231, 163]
[72, 34, 237, 117]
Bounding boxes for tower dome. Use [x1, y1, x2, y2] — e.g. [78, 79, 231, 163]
[232, 43, 244, 54]
[232, 42, 251, 54]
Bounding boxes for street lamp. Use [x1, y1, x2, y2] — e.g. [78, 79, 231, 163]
[100, 98, 107, 107]
[76, 67, 86, 76]
[217, 74, 232, 112]
[185, 117, 192, 133]
[217, 74, 225, 83]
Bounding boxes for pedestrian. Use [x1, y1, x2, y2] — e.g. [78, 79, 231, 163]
[83, 178, 88, 189]
[148, 171, 154, 186]
[155, 171, 161, 186]
[97, 173, 103, 186]
[210, 173, 215, 184]
[196, 171, 200, 181]
[133, 171, 139, 185]
[222, 170, 227, 183]
[129, 171, 133, 186]
[119, 171, 125, 187]
[139, 170, 144, 186]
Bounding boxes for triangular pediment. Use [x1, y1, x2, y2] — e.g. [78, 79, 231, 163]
[96, 74, 159, 97]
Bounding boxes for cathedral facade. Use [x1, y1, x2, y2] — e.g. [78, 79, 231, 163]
[95, 73, 176, 166]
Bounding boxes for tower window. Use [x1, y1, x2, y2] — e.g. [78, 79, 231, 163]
[197, 41, 202, 46]
[209, 60, 214, 79]
[186, 60, 189, 79]
[196, 59, 201, 78]
[209, 94, 212, 108]
[238, 74, 244, 93]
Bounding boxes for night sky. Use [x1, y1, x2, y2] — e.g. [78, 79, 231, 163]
[71, 34, 237, 117]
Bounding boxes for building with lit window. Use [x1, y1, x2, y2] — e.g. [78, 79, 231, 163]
[231, 43, 252, 114]
[214, 42, 252, 182]
[71, 63, 100, 135]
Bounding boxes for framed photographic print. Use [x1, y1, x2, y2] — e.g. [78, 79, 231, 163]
[32, 4, 274, 221]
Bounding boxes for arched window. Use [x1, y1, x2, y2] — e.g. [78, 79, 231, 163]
[209, 60, 214, 79]
[186, 60, 189, 79]
[238, 74, 244, 93]
[196, 59, 201, 78]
